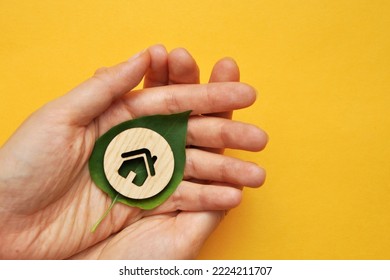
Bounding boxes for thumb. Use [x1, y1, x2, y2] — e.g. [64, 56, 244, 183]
[51, 50, 151, 126]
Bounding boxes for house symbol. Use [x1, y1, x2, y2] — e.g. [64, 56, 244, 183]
[117, 148, 158, 187]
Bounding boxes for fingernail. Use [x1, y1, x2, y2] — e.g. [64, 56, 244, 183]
[128, 49, 146, 61]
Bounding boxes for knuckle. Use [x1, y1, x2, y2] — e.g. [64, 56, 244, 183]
[184, 149, 197, 178]
[186, 126, 195, 146]
[205, 83, 217, 109]
[93, 66, 110, 77]
[219, 121, 232, 148]
[170, 186, 183, 210]
[164, 89, 181, 114]
[92, 66, 115, 95]
[218, 158, 230, 183]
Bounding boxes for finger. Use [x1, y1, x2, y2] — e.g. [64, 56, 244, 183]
[184, 148, 266, 187]
[144, 181, 242, 215]
[208, 57, 240, 119]
[143, 44, 169, 88]
[209, 57, 240, 83]
[168, 48, 200, 84]
[124, 82, 256, 118]
[187, 115, 268, 152]
[51, 50, 151, 126]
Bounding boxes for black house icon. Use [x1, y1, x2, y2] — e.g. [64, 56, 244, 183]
[118, 148, 158, 187]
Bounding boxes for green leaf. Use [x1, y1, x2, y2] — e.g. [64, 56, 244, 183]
[90, 194, 119, 233]
[89, 111, 191, 211]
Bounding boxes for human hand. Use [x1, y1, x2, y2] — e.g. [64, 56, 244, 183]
[0, 46, 267, 259]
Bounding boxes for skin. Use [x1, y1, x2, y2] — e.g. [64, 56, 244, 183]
[0, 45, 268, 259]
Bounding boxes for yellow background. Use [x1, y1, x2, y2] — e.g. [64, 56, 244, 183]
[1, 0, 389, 259]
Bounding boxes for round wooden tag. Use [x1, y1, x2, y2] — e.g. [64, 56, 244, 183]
[103, 128, 175, 199]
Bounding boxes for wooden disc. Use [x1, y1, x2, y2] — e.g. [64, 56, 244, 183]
[103, 128, 174, 199]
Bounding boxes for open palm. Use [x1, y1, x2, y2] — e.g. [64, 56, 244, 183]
[0, 46, 267, 259]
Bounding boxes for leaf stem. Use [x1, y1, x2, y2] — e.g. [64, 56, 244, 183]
[91, 194, 119, 233]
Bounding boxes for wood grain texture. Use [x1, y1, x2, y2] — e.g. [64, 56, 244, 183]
[103, 128, 174, 199]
